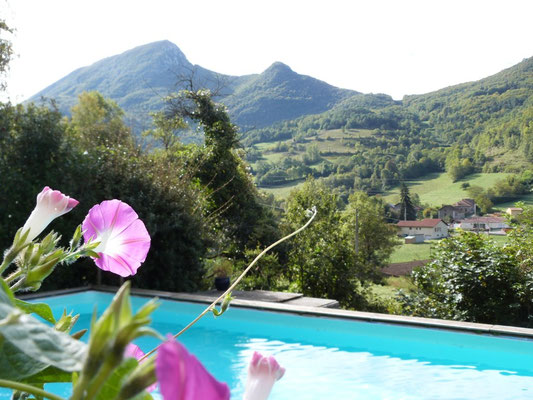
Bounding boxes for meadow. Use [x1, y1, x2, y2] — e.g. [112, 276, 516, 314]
[381, 172, 513, 206]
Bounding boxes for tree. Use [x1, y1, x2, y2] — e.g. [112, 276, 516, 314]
[166, 89, 277, 250]
[467, 185, 493, 214]
[0, 19, 14, 92]
[284, 178, 378, 309]
[142, 111, 187, 150]
[342, 191, 400, 280]
[399, 183, 416, 220]
[70, 91, 133, 148]
[402, 231, 531, 326]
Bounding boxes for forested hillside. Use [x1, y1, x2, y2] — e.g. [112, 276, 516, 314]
[245, 57, 533, 202]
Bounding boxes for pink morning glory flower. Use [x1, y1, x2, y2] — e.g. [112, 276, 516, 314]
[243, 352, 285, 400]
[22, 186, 79, 243]
[125, 343, 146, 360]
[156, 337, 230, 400]
[82, 199, 150, 277]
[124, 343, 157, 392]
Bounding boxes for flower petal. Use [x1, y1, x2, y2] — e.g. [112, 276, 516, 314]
[156, 337, 230, 400]
[82, 200, 150, 277]
[125, 343, 157, 392]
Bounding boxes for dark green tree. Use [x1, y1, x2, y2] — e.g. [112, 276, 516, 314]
[399, 183, 417, 220]
[166, 89, 278, 251]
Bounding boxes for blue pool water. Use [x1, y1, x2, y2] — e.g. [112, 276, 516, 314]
[6, 291, 533, 399]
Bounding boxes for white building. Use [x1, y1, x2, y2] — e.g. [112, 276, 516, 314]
[396, 219, 449, 240]
[457, 216, 509, 233]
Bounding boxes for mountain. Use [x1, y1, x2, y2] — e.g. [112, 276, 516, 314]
[27, 40, 358, 130]
[223, 62, 357, 129]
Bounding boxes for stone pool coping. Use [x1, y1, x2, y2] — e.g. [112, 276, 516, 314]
[21, 285, 533, 340]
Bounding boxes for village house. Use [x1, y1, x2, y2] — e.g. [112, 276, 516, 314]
[506, 207, 523, 216]
[396, 218, 449, 240]
[457, 216, 509, 233]
[438, 199, 476, 220]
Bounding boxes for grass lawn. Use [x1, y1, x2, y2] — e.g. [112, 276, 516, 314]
[389, 242, 434, 263]
[259, 181, 304, 198]
[382, 172, 512, 206]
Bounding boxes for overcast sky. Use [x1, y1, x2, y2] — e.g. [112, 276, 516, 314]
[2, 0, 533, 103]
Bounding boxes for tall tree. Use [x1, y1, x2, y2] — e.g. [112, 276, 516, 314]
[166, 89, 278, 250]
[399, 183, 417, 220]
[342, 191, 400, 280]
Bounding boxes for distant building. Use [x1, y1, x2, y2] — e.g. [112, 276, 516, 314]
[457, 216, 509, 233]
[396, 219, 449, 240]
[438, 198, 476, 220]
[506, 207, 523, 216]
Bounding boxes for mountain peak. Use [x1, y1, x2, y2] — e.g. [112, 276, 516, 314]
[264, 61, 293, 74]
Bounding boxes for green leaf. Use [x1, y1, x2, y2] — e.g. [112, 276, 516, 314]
[0, 277, 14, 305]
[13, 299, 55, 324]
[21, 365, 73, 384]
[0, 303, 87, 376]
[95, 358, 138, 400]
[0, 339, 48, 380]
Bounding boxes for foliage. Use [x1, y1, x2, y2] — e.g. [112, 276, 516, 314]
[0, 99, 210, 292]
[142, 111, 187, 150]
[206, 257, 234, 278]
[165, 89, 278, 252]
[401, 231, 532, 326]
[342, 191, 400, 279]
[70, 91, 133, 148]
[233, 248, 287, 291]
[399, 183, 417, 220]
[282, 178, 393, 310]
[0, 19, 14, 92]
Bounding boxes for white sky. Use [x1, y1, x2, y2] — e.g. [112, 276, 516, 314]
[2, 0, 533, 103]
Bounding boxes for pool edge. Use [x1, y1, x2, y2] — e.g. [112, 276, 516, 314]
[20, 285, 533, 340]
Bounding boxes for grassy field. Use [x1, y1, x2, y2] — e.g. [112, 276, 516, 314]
[389, 242, 434, 263]
[382, 172, 512, 206]
[259, 181, 304, 198]
[255, 128, 376, 199]
[493, 192, 533, 209]
[389, 234, 510, 264]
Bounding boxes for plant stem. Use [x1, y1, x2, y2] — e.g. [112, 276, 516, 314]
[0, 258, 10, 276]
[84, 359, 115, 400]
[70, 374, 90, 400]
[5, 269, 22, 284]
[10, 278, 25, 292]
[139, 208, 317, 361]
[0, 379, 66, 400]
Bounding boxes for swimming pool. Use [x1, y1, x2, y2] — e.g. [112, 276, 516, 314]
[11, 290, 533, 399]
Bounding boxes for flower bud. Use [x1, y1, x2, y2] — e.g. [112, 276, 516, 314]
[243, 352, 285, 400]
[22, 186, 79, 244]
[24, 254, 63, 291]
[55, 310, 80, 333]
[119, 352, 157, 398]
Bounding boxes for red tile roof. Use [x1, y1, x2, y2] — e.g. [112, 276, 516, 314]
[397, 219, 444, 228]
